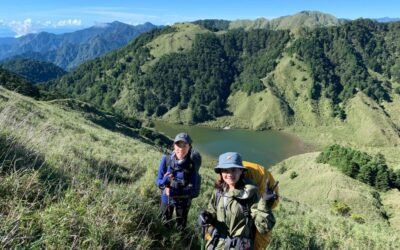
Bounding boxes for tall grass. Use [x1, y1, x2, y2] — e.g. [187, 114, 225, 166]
[1, 88, 399, 249]
[0, 89, 201, 249]
[269, 198, 400, 249]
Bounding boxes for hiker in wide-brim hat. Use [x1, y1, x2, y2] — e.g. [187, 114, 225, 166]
[198, 152, 276, 250]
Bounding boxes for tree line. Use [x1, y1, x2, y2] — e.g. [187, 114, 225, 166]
[317, 144, 400, 191]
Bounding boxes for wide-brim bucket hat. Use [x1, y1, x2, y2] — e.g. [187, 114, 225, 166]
[215, 152, 247, 173]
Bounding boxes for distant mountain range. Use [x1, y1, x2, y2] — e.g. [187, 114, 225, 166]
[0, 21, 158, 70]
[376, 17, 400, 23]
[0, 11, 399, 72]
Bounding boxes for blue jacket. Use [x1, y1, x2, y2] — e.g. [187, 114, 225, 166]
[156, 152, 200, 203]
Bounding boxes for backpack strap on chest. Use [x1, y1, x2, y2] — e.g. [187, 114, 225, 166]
[215, 188, 252, 239]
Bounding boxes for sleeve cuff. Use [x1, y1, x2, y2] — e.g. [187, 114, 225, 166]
[162, 175, 170, 186]
[257, 198, 271, 211]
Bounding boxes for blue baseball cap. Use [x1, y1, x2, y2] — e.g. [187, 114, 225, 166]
[174, 132, 192, 144]
[215, 152, 247, 173]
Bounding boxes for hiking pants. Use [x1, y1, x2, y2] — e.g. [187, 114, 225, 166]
[160, 198, 191, 229]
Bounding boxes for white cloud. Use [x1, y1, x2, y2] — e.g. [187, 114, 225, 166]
[5, 18, 83, 37]
[9, 18, 35, 37]
[93, 22, 110, 28]
[54, 19, 82, 27]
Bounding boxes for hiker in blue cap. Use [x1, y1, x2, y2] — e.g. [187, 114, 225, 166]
[156, 132, 202, 229]
[198, 152, 276, 250]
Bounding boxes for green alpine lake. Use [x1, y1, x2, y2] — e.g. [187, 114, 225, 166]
[154, 122, 311, 167]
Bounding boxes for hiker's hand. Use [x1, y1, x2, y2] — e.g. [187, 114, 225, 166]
[262, 180, 279, 205]
[164, 172, 173, 180]
[163, 172, 174, 185]
[198, 210, 214, 226]
[164, 187, 170, 196]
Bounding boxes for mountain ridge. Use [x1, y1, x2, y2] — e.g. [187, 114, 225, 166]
[0, 22, 158, 70]
[229, 10, 346, 30]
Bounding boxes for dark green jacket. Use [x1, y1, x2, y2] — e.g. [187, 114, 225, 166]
[205, 182, 275, 249]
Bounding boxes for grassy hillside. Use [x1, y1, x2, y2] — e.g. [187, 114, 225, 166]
[345, 92, 400, 146]
[273, 153, 388, 224]
[382, 189, 400, 231]
[226, 90, 293, 130]
[270, 197, 399, 249]
[269, 152, 400, 249]
[8, 15, 400, 249]
[0, 87, 214, 249]
[145, 23, 210, 66]
[204, 52, 400, 149]
[1, 87, 400, 249]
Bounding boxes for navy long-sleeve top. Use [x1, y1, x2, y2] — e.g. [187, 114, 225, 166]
[156, 152, 200, 203]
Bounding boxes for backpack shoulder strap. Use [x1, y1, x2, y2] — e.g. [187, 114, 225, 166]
[215, 189, 222, 208]
[190, 149, 201, 170]
[163, 154, 171, 172]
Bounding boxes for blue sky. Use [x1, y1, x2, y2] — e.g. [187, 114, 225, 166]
[0, 0, 399, 37]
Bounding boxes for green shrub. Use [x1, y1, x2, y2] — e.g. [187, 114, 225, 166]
[351, 213, 366, 224]
[331, 200, 351, 216]
[290, 171, 298, 179]
[278, 165, 287, 174]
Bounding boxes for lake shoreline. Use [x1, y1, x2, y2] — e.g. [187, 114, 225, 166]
[153, 120, 315, 167]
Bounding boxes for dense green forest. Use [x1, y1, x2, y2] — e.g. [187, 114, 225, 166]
[134, 29, 290, 121]
[44, 19, 400, 124]
[45, 26, 291, 121]
[1, 58, 66, 82]
[289, 19, 397, 104]
[45, 27, 176, 114]
[0, 68, 40, 97]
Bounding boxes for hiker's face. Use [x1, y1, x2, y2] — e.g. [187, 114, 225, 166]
[174, 141, 190, 160]
[221, 168, 242, 188]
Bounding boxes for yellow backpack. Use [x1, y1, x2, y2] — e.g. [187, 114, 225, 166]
[243, 161, 279, 250]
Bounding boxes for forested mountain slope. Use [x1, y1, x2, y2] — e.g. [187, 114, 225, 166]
[0, 68, 40, 97]
[1, 58, 66, 82]
[45, 19, 400, 147]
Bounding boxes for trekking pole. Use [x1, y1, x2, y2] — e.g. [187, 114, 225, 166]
[199, 214, 206, 250]
[201, 225, 206, 250]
